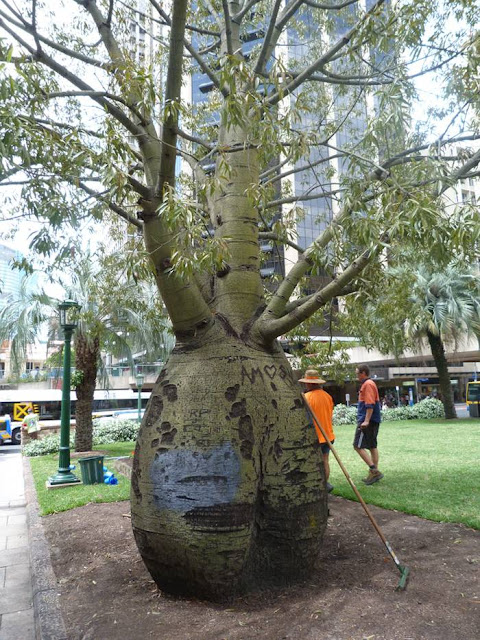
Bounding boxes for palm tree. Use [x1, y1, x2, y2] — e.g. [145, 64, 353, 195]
[406, 264, 480, 419]
[0, 260, 173, 450]
[67, 258, 173, 450]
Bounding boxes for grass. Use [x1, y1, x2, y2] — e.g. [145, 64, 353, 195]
[329, 417, 480, 529]
[28, 442, 135, 515]
[28, 418, 480, 528]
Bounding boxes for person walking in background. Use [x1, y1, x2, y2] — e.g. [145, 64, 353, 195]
[354, 364, 384, 485]
[22, 406, 40, 441]
[300, 368, 335, 493]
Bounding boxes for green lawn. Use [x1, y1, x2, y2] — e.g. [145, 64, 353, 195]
[28, 419, 480, 528]
[28, 442, 135, 515]
[329, 418, 480, 529]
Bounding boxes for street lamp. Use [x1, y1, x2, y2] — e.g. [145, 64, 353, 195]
[48, 300, 82, 486]
[136, 370, 145, 423]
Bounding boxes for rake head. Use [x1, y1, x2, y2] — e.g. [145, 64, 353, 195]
[395, 565, 410, 591]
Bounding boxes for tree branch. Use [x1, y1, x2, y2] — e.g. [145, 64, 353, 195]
[77, 182, 143, 229]
[222, 0, 233, 55]
[119, 0, 220, 37]
[267, 0, 386, 106]
[258, 232, 305, 254]
[253, 0, 282, 74]
[155, 0, 188, 200]
[258, 245, 374, 340]
[148, 0, 224, 94]
[174, 126, 215, 150]
[254, 0, 305, 75]
[0, 6, 106, 67]
[305, 0, 358, 8]
[0, 17, 149, 144]
[264, 188, 341, 210]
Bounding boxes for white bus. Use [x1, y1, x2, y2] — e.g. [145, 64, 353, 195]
[0, 389, 151, 423]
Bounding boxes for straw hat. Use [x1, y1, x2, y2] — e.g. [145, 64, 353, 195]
[298, 368, 326, 384]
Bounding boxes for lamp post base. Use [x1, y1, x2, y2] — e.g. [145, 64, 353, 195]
[47, 471, 82, 487]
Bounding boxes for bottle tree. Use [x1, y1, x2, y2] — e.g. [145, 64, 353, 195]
[1, 0, 479, 598]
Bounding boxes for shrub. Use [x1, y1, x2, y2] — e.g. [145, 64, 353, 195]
[92, 418, 140, 445]
[411, 397, 445, 419]
[333, 404, 357, 425]
[381, 405, 415, 421]
[23, 418, 140, 457]
[23, 433, 64, 457]
[332, 397, 445, 427]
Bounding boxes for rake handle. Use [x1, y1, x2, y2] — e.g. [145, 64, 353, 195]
[301, 393, 403, 569]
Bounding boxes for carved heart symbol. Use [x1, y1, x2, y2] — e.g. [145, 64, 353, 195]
[264, 365, 277, 379]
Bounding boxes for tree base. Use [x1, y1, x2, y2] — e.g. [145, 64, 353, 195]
[131, 328, 328, 599]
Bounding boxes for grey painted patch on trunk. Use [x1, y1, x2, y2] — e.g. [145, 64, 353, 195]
[150, 442, 241, 512]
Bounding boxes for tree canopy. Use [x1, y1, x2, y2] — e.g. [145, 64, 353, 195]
[0, 0, 479, 337]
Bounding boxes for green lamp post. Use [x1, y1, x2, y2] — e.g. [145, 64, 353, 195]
[48, 300, 82, 486]
[136, 370, 145, 423]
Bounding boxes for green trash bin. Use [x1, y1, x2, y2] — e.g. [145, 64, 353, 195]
[78, 456, 104, 485]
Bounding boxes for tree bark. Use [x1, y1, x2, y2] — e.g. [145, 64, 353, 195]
[131, 320, 327, 600]
[426, 330, 457, 420]
[74, 333, 100, 451]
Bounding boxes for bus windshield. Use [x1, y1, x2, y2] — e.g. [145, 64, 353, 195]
[467, 382, 480, 402]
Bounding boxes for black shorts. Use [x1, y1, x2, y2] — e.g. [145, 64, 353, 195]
[353, 422, 379, 449]
[320, 440, 334, 455]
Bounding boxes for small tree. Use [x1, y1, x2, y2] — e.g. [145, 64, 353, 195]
[0, 258, 172, 450]
[343, 262, 480, 419]
[404, 264, 480, 419]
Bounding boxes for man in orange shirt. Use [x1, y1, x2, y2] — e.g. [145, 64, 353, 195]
[300, 368, 335, 493]
[354, 364, 384, 485]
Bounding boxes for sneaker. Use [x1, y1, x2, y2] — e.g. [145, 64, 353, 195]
[326, 482, 334, 493]
[363, 469, 384, 485]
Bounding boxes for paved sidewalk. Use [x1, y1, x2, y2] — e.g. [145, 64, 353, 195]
[0, 450, 35, 640]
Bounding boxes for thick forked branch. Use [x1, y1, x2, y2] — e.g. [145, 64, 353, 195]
[222, 0, 233, 55]
[254, 0, 305, 75]
[253, 0, 282, 74]
[148, 0, 223, 94]
[257, 245, 374, 340]
[156, 0, 188, 199]
[143, 0, 213, 333]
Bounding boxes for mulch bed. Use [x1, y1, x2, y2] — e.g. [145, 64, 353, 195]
[41, 494, 480, 640]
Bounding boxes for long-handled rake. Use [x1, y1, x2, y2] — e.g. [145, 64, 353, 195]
[301, 393, 410, 591]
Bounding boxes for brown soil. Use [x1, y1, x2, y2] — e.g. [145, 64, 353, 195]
[42, 496, 479, 640]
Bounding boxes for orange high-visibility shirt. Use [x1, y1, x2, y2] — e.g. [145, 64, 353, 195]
[305, 388, 335, 443]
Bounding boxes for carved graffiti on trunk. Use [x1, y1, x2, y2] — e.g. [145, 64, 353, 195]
[240, 364, 294, 387]
[184, 503, 254, 530]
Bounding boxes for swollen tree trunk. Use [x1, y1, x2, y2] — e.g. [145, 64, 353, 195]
[426, 330, 457, 420]
[131, 321, 327, 600]
[74, 333, 100, 451]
